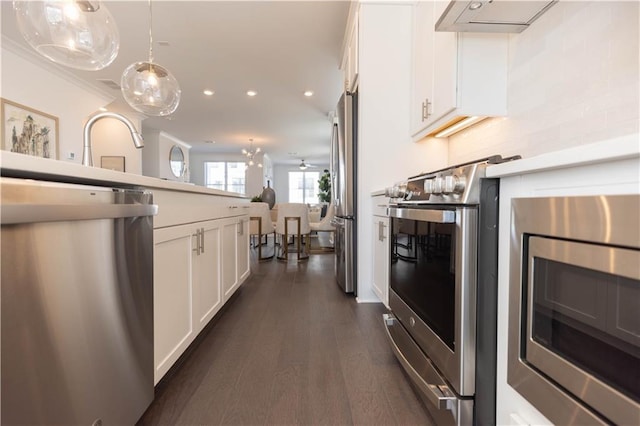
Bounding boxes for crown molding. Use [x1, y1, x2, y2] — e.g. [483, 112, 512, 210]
[1, 35, 115, 104]
[160, 131, 192, 149]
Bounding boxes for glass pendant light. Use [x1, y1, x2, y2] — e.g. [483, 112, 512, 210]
[120, 0, 180, 116]
[13, 1, 119, 71]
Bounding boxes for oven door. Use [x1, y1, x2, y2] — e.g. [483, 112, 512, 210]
[388, 206, 477, 397]
[525, 236, 639, 425]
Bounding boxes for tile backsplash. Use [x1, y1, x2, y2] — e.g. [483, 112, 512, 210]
[447, 1, 639, 164]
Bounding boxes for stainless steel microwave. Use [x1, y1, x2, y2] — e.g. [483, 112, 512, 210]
[508, 195, 640, 425]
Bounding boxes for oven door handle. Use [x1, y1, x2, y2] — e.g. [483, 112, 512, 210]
[383, 314, 457, 410]
[388, 207, 455, 223]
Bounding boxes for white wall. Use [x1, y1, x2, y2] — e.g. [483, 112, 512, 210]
[273, 163, 330, 204]
[446, 1, 639, 163]
[1, 39, 114, 164]
[89, 110, 145, 175]
[1, 39, 151, 174]
[141, 128, 191, 181]
[357, 2, 449, 303]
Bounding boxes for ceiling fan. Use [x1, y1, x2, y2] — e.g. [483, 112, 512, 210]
[299, 159, 318, 170]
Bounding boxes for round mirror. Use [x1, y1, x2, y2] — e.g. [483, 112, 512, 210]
[169, 145, 185, 177]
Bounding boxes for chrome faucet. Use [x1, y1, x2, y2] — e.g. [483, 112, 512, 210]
[82, 111, 144, 167]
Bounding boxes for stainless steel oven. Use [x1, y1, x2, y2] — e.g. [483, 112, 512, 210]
[383, 156, 518, 425]
[509, 195, 640, 425]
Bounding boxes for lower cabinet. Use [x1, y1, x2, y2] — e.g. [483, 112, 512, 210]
[153, 214, 248, 384]
[372, 215, 390, 308]
[221, 216, 250, 302]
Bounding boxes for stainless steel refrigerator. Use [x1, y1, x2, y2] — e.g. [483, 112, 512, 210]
[332, 91, 357, 294]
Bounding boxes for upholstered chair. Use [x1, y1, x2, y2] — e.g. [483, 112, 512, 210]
[248, 202, 275, 261]
[308, 205, 322, 223]
[275, 203, 311, 261]
[309, 203, 336, 253]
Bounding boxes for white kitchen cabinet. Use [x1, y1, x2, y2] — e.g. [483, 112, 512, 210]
[221, 215, 250, 302]
[193, 222, 222, 333]
[153, 223, 196, 384]
[341, 5, 359, 92]
[237, 216, 250, 283]
[410, 1, 508, 140]
[372, 195, 390, 307]
[154, 212, 249, 384]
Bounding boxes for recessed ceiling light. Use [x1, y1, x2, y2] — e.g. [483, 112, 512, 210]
[304, 90, 314, 97]
[246, 90, 257, 97]
[99, 107, 108, 112]
[203, 89, 214, 96]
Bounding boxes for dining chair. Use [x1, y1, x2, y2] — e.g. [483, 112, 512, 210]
[309, 203, 336, 253]
[248, 202, 275, 261]
[275, 203, 310, 261]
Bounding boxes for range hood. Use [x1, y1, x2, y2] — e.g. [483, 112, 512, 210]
[436, 0, 557, 33]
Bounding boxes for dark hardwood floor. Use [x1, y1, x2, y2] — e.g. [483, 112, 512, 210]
[138, 249, 434, 425]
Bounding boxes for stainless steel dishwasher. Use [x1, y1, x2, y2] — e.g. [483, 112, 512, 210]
[1, 177, 157, 425]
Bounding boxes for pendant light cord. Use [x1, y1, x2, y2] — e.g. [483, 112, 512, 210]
[148, 0, 154, 63]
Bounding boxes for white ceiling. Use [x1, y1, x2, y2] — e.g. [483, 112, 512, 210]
[1, 1, 351, 165]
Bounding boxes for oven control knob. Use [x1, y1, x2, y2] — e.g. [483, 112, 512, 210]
[384, 187, 394, 198]
[405, 191, 413, 201]
[423, 179, 434, 194]
[444, 175, 466, 194]
[432, 177, 444, 194]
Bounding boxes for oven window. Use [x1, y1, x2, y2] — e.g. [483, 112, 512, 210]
[531, 258, 640, 401]
[390, 217, 455, 350]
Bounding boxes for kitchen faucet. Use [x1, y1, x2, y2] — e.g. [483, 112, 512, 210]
[82, 111, 144, 167]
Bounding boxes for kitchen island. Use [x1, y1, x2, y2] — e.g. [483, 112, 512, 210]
[1, 151, 251, 384]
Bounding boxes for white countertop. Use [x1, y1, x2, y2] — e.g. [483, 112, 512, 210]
[0, 151, 246, 198]
[486, 134, 640, 178]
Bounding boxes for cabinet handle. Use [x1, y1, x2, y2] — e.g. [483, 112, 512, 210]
[378, 221, 387, 241]
[421, 99, 432, 121]
[193, 229, 201, 255]
[200, 227, 205, 254]
[237, 220, 246, 236]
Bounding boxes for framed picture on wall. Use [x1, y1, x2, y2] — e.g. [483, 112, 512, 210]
[1, 98, 59, 160]
[101, 156, 126, 172]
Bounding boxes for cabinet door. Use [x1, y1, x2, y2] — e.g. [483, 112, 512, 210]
[347, 15, 359, 91]
[410, 1, 435, 136]
[153, 224, 195, 384]
[372, 216, 390, 307]
[431, 1, 458, 124]
[193, 222, 222, 333]
[237, 216, 250, 283]
[221, 217, 238, 301]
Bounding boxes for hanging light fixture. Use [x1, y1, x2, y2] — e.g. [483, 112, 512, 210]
[13, 1, 120, 71]
[121, 0, 180, 116]
[242, 139, 262, 168]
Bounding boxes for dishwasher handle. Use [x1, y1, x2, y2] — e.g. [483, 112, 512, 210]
[1, 204, 159, 225]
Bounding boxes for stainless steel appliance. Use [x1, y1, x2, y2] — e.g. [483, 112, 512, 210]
[1, 177, 157, 425]
[332, 91, 357, 294]
[383, 155, 519, 425]
[508, 195, 640, 425]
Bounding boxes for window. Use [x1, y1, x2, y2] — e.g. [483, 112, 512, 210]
[204, 161, 246, 194]
[288, 171, 319, 204]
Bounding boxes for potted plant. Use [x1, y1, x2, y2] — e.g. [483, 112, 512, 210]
[318, 169, 331, 216]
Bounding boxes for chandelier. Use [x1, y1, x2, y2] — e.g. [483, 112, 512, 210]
[242, 139, 262, 168]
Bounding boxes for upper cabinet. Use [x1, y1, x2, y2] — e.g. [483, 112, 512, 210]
[410, 1, 509, 141]
[341, 4, 359, 92]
